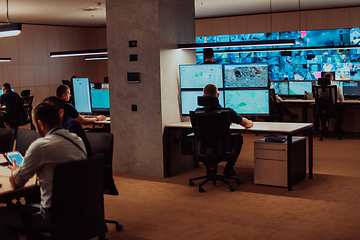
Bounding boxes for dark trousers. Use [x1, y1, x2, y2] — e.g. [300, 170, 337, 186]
[224, 133, 244, 172]
[334, 105, 345, 132]
[0, 113, 10, 128]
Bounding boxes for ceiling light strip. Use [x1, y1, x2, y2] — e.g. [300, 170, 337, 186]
[0, 58, 11, 62]
[50, 49, 108, 58]
[84, 56, 108, 61]
[0, 23, 21, 38]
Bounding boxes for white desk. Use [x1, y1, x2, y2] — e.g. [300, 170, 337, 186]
[164, 121, 313, 191]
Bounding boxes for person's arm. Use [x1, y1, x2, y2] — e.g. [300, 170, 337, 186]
[337, 85, 344, 103]
[75, 115, 106, 125]
[9, 160, 20, 189]
[275, 94, 282, 103]
[240, 117, 253, 128]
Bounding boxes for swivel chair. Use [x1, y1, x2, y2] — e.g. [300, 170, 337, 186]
[7, 96, 34, 137]
[189, 96, 241, 192]
[0, 128, 15, 154]
[259, 89, 284, 122]
[15, 129, 38, 156]
[313, 84, 342, 141]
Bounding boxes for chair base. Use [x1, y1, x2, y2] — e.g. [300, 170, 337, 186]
[105, 219, 123, 231]
[189, 168, 241, 192]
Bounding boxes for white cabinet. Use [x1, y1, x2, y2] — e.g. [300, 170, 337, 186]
[254, 137, 306, 187]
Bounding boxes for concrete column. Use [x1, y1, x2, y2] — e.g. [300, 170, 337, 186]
[106, 0, 195, 177]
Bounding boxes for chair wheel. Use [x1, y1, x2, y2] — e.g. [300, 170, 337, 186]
[319, 138, 323, 141]
[116, 223, 123, 231]
[230, 186, 235, 192]
[189, 181, 194, 186]
[199, 187, 204, 192]
[236, 180, 242, 185]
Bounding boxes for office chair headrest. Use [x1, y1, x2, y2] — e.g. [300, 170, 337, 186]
[198, 96, 219, 109]
[318, 78, 331, 86]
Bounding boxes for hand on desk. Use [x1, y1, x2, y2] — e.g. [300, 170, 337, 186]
[95, 115, 106, 122]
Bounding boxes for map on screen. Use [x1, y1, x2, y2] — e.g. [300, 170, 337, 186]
[225, 90, 269, 115]
[181, 90, 225, 115]
[224, 64, 268, 88]
[289, 81, 313, 95]
[271, 82, 289, 95]
[180, 64, 223, 89]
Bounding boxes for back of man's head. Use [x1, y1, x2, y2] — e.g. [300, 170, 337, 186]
[43, 96, 64, 111]
[324, 72, 333, 80]
[33, 102, 61, 130]
[2, 83, 11, 90]
[203, 84, 218, 97]
[203, 48, 214, 61]
[56, 85, 69, 98]
[104, 76, 109, 84]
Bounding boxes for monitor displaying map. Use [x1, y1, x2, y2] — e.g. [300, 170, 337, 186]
[180, 64, 223, 89]
[224, 63, 268, 88]
[271, 81, 289, 95]
[181, 90, 224, 115]
[224, 89, 269, 116]
[288, 81, 313, 95]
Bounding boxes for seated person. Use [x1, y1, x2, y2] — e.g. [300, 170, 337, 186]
[56, 85, 106, 124]
[0, 103, 87, 240]
[0, 83, 20, 128]
[43, 96, 93, 157]
[102, 76, 109, 89]
[197, 84, 253, 176]
[318, 72, 345, 133]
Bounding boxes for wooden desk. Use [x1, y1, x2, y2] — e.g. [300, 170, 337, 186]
[0, 156, 38, 203]
[164, 121, 313, 191]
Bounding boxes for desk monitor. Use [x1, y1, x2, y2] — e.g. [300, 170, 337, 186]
[288, 81, 313, 95]
[72, 78, 92, 114]
[0, 88, 15, 95]
[224, 63, 268, 88]
[224, 89, 269, 116]
[180, 64, 223, 89]
[91, 89, 110, 110]
[343, 81, 360, 97]
[271, 81, 289, 95]
[181, 90, 224, 115]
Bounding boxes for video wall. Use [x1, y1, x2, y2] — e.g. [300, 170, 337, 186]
[196, 28, 360, 81]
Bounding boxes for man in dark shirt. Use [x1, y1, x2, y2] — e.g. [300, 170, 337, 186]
[202, 48, 216, 64]
[56, 85, 106, 124]
[0, 83, 20, 128]
[197, 84, 253, 176]
[43, 96, 93, 157]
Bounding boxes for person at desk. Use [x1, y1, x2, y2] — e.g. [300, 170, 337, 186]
[198, 84, 253, 176]
[202, 48, 216, 64]
[43, 96, 93, 157]
[319, 72, 345, 134]
[0, 83, 20, 128]
[56, 85, 106, 124]
[0, 102, 87, 240]
[102, 76, 109, 89]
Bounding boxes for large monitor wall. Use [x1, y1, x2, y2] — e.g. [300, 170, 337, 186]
[196, 28, 360, 81]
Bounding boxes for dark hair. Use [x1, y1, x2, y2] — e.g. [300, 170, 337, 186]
[324, 72, 333, 79]
[104, 76, 109, 84]
[56, 85, 70, 98]
[203, 84, 218, 97]
[2, 83, 11, 90]
[33, 102, 61, 129]
[43, 96, 64, 111]
[203, 48, 214, 60]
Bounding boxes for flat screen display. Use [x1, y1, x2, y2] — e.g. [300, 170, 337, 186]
[271, 81, 289, 95]
[91, 89, 110, 110]
[180, 64, 223, 89]
[181, 90, 224, 115]
[224, 64, 268, 88]
[0, 88, 15, 95]
[72, 78, 92, 114]
[224, 89, 269, 116]
[288, 81, 313, 95]
[343, 81, 360, 96]
[5, 151, 24, 166]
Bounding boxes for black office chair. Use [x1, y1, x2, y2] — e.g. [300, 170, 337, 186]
[21, 90, 31, 97]
[0, 128, 15, 154]
[15, 129, 38, 156]
[313, 85, 342, 141]
[85, 132, 123, 231]
[7, 96, 34, 136]
[22, 154, 108, 240]
[189, 97, 241, 192]
[259, 89, 284, 122]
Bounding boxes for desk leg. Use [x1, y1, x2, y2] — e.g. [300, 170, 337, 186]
[309, 127, 313, 179]
[163, 127, 171, 178]
[287, 134, 292, 191]
[302, 103, 307, 123]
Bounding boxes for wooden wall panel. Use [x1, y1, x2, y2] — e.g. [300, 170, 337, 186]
[195, 19, 212, 36]
[229, 16, 248, 35]
[328, 8, 350, 30]
[211, 17, 230, 36]
[350, 7, 360, 28]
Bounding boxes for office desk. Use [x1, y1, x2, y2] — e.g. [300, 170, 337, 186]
[164, 121, 313, 191]
[281, 99, 314, 123]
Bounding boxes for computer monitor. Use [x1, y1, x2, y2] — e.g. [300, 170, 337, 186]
[224, 63, 268, 88]
[288, 81, 313, 95]
[181, 90, 224, 115]
[179, 64, 223, 89]
[0, 88, 15, 95]
[271, 81, 289, 95]
[91, 89, 110, 110]
[224, 89, 269, 116]
[72, 78, 92, 114]
[343, 81, 360, 97]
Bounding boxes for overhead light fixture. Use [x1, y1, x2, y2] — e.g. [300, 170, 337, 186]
[85, 56, 108, 61]
[50, 49, 108, 58]
[178, 40, 296, 50]
[0, 0, 21, 38]
[0, 58, 11, 62]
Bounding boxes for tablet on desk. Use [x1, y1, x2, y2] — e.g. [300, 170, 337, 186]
[4, 151, 24, 166]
